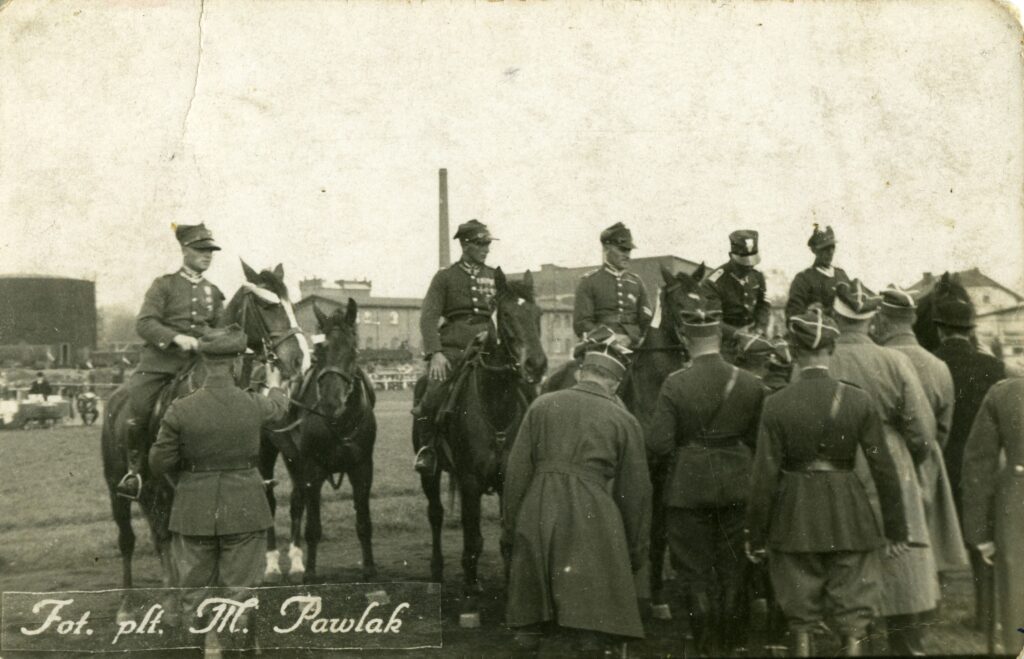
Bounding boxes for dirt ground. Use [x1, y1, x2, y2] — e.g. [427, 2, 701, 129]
[0, 391, 996, 657]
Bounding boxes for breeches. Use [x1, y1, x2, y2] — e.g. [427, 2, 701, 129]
[666, 505, 747, 619]
[127, 372, 173, 428]
[172, 531, 267, 624]
[768, 550, 880, 636]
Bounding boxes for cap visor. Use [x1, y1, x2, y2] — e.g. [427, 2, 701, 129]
[833, 298, 876, 320]
[188, 239, 221, 251]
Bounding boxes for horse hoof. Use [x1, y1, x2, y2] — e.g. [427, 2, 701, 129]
[458, 612, 481, 628]
[651, 603, 672, 620]
[362, 566, 378, 581]
[263, 570, 283, 585]
[287, 569, 305, 584]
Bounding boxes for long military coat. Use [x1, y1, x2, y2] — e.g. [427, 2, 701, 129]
[502, 381, 652, 639]
[961, 378, 1024, 654]
[829, 331, 940, 615]
[881, 332, 967, 572]
[149, 374, 288, 535]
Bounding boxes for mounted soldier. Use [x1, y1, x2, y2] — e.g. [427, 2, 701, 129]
[572, 222, 653, 348]
[785, 224, 851, 319]
[702, 230, 771, 361]
[413, 219, 499, 475]
[116, 223, 225, 500]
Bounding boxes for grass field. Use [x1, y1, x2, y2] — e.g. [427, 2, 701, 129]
[0, 390, 995, 656]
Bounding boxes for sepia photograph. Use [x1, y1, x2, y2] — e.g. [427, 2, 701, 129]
[1, 0, 1023, 656]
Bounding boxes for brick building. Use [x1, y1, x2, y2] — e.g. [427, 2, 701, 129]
[295, 279, 422, 353]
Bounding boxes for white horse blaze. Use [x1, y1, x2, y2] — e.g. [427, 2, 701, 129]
[282, 299, 313, 373]
[288, 543, 306, 574]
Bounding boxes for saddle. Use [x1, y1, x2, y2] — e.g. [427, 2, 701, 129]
[433, 332, 487, 426]
[146, 359, 202, 439]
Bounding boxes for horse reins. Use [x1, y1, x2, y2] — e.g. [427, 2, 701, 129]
[239, 292, 303, 370]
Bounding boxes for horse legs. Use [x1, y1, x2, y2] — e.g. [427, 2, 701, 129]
[458, 478, 484, 628]
[259, 435, 282, 583]
[649, 459, 672, 620]
[303, 479, 324, 583]
[109, 487, 136, 623]
[421, 472, 445, 583]
[287, 478, 307, 583]
[351, 462, 377, 580]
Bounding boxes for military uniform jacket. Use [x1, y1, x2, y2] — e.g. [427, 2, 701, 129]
[934, 336, 1005, 501]
[702, 261, 770, 332]
[572, 266, 653, 341]
[647, 353, 766, 508]
[784, 265, 850, 319]
[136, 270, 225, 373]
[503, 380, 652, 639]
[961, 378, 1024, 651]
[149, 374, 288, 536]
[419, 260, 496, 356]
[747, 369, 907, 552]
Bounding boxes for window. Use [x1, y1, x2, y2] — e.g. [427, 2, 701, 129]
[389, 311, 399, 325]
[983, 294, 991, 304]
[363, 311, 375, 324]
[365, 337, 375, 349]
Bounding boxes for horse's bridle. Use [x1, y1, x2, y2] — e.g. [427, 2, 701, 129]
[629, 282, 690, 353]
[239, 291, 303, 370]
[477, 297, 529, 380]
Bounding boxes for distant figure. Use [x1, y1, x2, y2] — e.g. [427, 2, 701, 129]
[28, 372, 53, 400]
[503, 341, 651, 654]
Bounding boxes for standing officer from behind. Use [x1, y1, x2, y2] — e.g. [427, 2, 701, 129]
[747, 308, 908, 657]
[647, 293, 766, 656]
[573, 222, 653, 347]
[413, 220, 499, 474]
[785, 224, 850, 319]
[149, 326, 289, 649]
[117, 223, 225, 500]
[702, 231, 771, 362]
[932, 297, 1005, 634]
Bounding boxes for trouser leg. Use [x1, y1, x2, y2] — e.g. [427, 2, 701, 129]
[172, 533, 218, 642]
[823, 550, 881, 656]
[768, 550, 829, 655]
[968, 547, 994, 633]
[885, 612, 926, 656]
[666, 507, 716, 654]
[216, 531, 266, 652]
[715, 505, 750, 652]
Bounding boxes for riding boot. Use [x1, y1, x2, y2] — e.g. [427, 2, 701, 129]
[116, 420, 146, 500]
[791, 631, 812, 657]
[885, 614, 925, 656]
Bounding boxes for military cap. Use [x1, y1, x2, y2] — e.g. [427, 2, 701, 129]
[582, 341, 631, 379]
[174, 223, 221, 251]
[788, 307, 840, 350]
[454, 219, 497, 243]
[833, 279, 881, 320]
[808, 224, 837, 250]
[600, 222, 637, 250]
[933, 297, 976, 329]
[197, 325, 247, 358]
[680, 295, 723, 338]
[728, 230, 760, 266]
[735, 330, 774, 358]
[879, 285, 918, 320]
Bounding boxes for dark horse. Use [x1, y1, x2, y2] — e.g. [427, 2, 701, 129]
[259, 299, 378, 584]
[414, 269, 548, 626]
[912, 271, 974, 352]
[100, 262, 311, 620]
[539, 263, 707, 616]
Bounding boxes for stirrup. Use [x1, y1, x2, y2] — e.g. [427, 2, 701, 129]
[116, 472, 142, 501]
[414, 446, 437, 474]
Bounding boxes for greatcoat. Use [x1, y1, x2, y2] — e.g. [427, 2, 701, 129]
[503, 380, 652, 639]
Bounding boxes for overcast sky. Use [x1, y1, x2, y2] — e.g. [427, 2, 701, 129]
[2, 0, 1022, 309]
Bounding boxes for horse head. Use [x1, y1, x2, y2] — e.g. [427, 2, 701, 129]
[658, 262, 708, 344]
[493, 269, 548, 385]
[913, 271, 974, 351]
[227, 260, 312, 379]
[312, 300, 360, 421]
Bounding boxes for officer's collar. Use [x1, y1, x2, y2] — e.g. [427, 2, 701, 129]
[814, 265, 835, 278]
[799, 366, 831, 378]
[202, 372, 236, 388]
[179, 266, 204, 284]
[458, 259, 483, 276]
[602, 262, 627, 278]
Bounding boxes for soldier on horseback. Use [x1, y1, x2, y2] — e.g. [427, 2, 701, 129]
[785, 224, 850, 319]
[115, 223, 225, 500]
[413, 219, 499, 475]
[702, 230, 771, 360]
[572, 222, 653, 348]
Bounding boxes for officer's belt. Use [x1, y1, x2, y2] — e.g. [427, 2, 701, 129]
[687, 432, 744, 449]
[183, 457, 259, 473]
[535, 460, 608, 487]
[782, 458, 855, 472]
[444, 312, 491, 323]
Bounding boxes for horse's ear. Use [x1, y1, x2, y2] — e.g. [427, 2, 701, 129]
[522, 270, 534, 291]
[694, 262, 707, 281]
[273, 263, 285, 280]
[313, 303, 329, 330]
[494, 267, 508, 292]
[345, 298, 358, 326]
[240, 259, 259, 283]
[660, 264, 675, 285]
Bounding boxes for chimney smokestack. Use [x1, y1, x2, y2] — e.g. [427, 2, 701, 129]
[439, 168, 450, 269]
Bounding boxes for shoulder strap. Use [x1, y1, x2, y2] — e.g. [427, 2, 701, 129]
[696, 365, 740, 437]
[820, 382, 846, 444]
